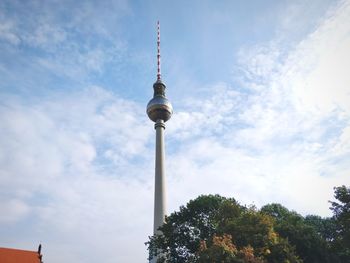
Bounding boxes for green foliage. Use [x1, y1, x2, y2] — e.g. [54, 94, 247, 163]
[304, 215, 337, 242]
[146, 186, 350, 262]
[198, 234, 264, 263]
[265, 238, 301, 263]
[147, 195, 299, 262]
[261, 204, 332, 263]
[329, 185, 350, 262]
[147, 195, 238, 262]
[330, 186, 350, 238]
[222, 209, 276, 253]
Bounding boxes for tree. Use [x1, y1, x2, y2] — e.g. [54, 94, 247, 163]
[329, 185, 350, 262]
[147, 188, 350, 262]
[198, 234, 264, 263]
[147, 195, 300, 263]
[147, 195, 240, 262]
[222, 207, 301, 263]
[304, 215, 336, 242]
[261, 203, 332, 263]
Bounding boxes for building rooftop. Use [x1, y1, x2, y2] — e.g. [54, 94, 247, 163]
[0, 247, 42, 263]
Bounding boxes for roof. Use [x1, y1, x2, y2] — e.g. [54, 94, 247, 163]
[0, 247, 42, 263]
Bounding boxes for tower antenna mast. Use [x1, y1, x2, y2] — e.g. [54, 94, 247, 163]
[157, 21, 161, 80]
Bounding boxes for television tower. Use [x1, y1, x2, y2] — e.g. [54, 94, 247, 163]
[147, 21, 173, 262]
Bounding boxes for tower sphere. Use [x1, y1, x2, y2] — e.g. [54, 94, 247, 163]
[147, 95, 173, 122]
[147, 80, 173, 122]
[147, 96, 173, 122]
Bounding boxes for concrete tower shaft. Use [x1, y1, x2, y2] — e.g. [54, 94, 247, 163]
[153, 119, 166, 234]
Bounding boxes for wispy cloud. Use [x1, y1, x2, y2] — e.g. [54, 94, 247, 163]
[165, 0, 350, 217]
[0, 87, 154, 262]
[0, 19, 20, 45]
[0, 0, 129, 84]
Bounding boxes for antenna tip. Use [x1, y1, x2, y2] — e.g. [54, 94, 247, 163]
[156, 20, 161, 80]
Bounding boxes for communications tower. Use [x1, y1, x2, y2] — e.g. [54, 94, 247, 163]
[146, 21, 173, 262]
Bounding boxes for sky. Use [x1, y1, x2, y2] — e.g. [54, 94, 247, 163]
[0, 0, 350, 262]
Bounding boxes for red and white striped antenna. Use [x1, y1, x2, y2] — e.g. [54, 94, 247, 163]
[157, 21, 161, 80]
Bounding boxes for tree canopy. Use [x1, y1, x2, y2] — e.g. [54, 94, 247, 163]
[329, 185, 350, 262]
[147, 185, 350, 263]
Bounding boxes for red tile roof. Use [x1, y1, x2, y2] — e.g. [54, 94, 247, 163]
[0, 247, 42, 263]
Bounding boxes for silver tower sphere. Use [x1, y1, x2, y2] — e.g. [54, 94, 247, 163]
[147, 79, 173, 122]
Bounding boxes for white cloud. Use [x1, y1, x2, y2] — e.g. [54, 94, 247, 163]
[0, 19, 20, 45]
[0, 87, 154, 262]
[23, 24, 67, 48]
[331, 126, 350, 155]
[283, 0, 350, 115]
[0, 0, 129, 82]
[167, 82, 242, 140]
[0, 199, 30, 223]
[165, 0, 350, 218]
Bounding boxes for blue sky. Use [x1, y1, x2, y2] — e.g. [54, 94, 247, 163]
[1, 0, 350, 262]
